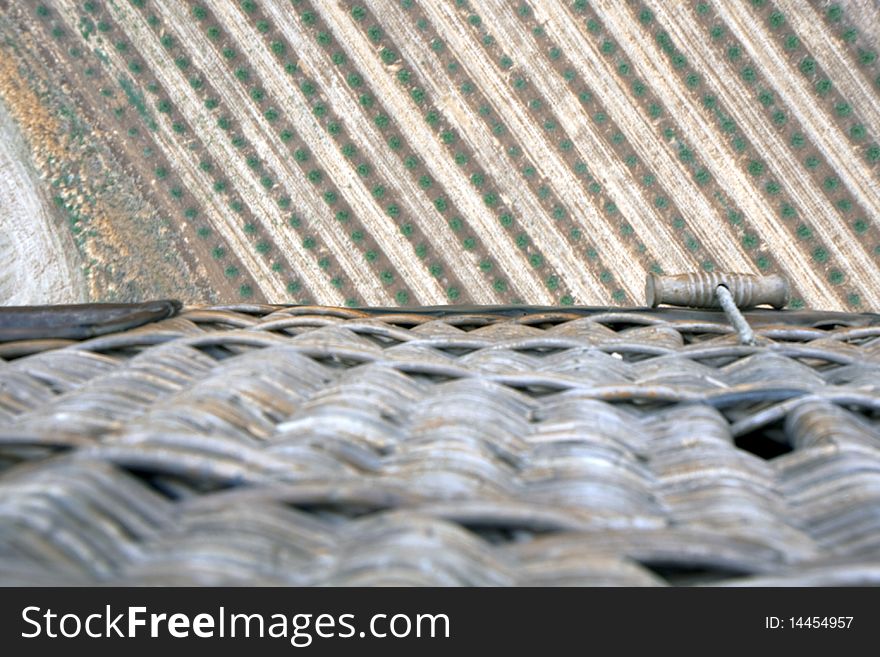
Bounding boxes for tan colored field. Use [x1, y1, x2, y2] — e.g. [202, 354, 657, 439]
[0, 0, 877, 310]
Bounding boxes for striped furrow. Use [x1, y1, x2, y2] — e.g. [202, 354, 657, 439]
[316, 0, 553, 303]
[147, 1, 384, 305]
[721, 1, 880, 233]
[210, 3, 445, 305]
[491, 0, 750, 280]
[597, 0, 837, 308]
[261, 1, 496, 303]
[368, 2, 582, 301]
[776, 0, 880, 142]
[55, 0, 292, 302]
[423, 1, 646, 301]
[376, 1, 614, 303]
[648, 0, 879, 308]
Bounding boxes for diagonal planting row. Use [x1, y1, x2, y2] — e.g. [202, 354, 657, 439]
[476, 0, 754, 287]
[643, 0, 879, 308]
[110, 0, 331, 303]
[774, 0, 880, 154]
[138, 0, 437, 305]
[557, 0, 824, 306]
[104, 0, 349, 304]
[28, 1, 251, 302]
[413, 19, 656, 299]
[489, 2, 718, 277]
[813, 0, 880, 91]
[321, 1, 545, 303]
[224, 0, 546, 303]
[362, 1, 587, 303]
[693, 3, 878, 219]
[257, 0, 496, 304]
[140, 1, 384, 305]
[524, 3, 762, 278]
[716, 0, 880, 209]
[713, 1, 880, 246]
[360, 0, 625, 303]
[28, 1, 878, 310]
[421, 0, 649, 302]
[592, 0, 841, 308]
[206, 1, 447, 305]
[320, 3, 563, 304]
[692, 0, 879, 308]
[658, 0, 868, 307]
[387, 3, 623, 301]
[53, 0, 291, 302]
[176, 3, 405, 305]
[316, 0, 555, 303]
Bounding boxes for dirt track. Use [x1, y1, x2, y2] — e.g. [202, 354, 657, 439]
[0, 100, 86, 305]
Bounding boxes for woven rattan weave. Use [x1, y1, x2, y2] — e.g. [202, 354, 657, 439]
[1, 303, 879, 586]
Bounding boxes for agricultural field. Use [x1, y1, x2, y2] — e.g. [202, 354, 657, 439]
[0, 0, 878, 309]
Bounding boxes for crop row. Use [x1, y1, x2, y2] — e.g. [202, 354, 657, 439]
[630, 0, 876, 307]
[33, 1, 259, 301]
[253, 0, 493, 303]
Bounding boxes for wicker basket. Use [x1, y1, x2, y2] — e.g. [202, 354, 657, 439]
[1, 302, 879, 586]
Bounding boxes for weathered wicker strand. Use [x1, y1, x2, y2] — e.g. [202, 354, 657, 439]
[0, 304, 878, 586]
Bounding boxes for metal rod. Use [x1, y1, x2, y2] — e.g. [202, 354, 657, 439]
[716, 285, 756, 345]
